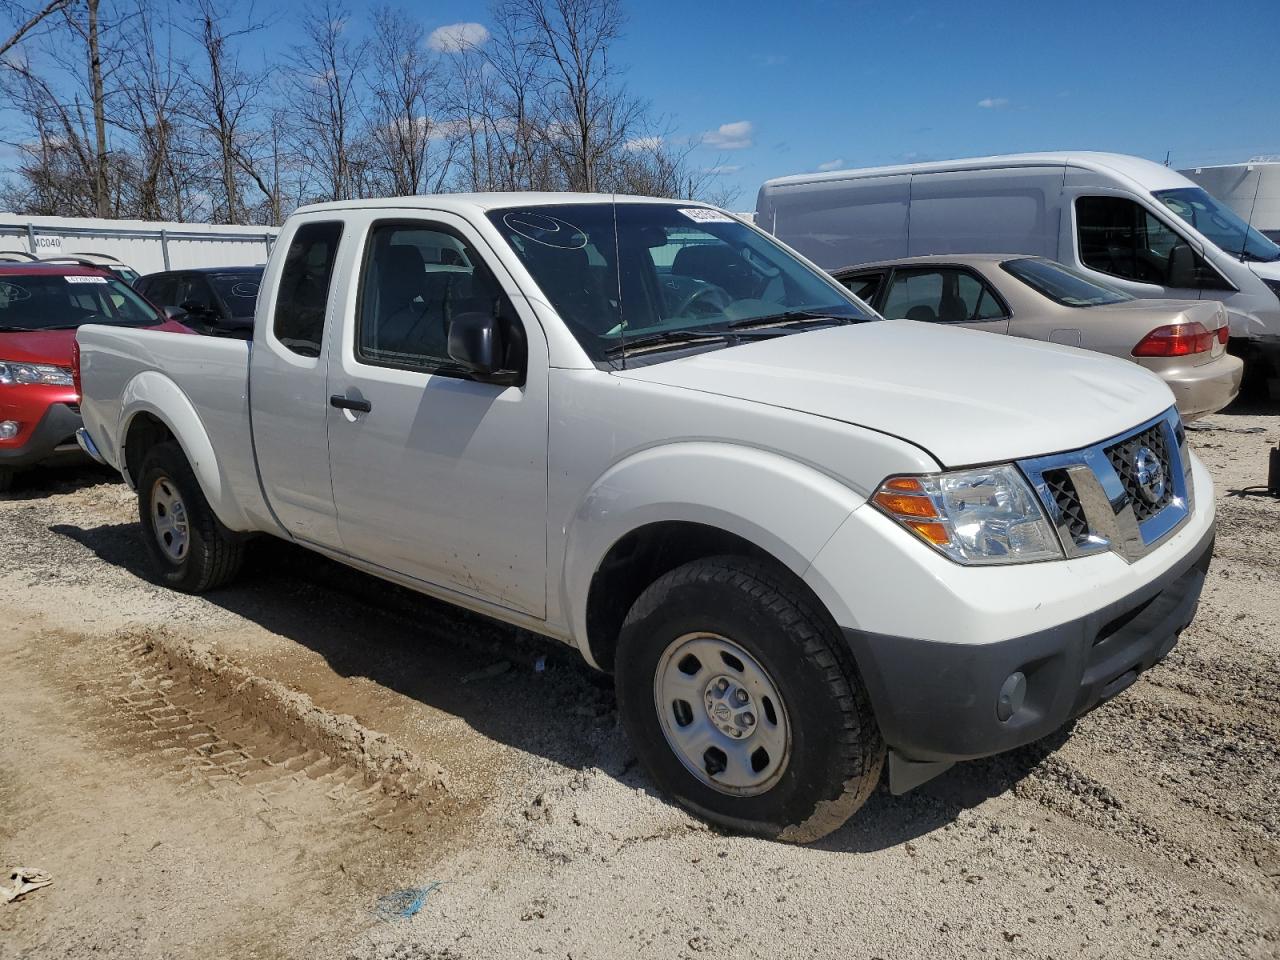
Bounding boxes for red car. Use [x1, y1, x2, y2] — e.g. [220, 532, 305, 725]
[0, 263, 189, 491]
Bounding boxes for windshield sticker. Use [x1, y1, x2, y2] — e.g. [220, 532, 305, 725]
[229, 281, 260, 298]
[678, 208, 734, 224]
[65, 275, 108, 284]
[0, 281, 32, 304]
[502, 212, 588, 250]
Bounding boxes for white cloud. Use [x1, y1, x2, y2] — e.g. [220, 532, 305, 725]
[624, 135, 664, 153]
[977, 97, 1009, 109]
[428, 22, 490, 53]
[701, 120, 754, 150]
[816, 158, 844, 172]
[754, 53, 787, 66]
[703, 164, 743, 176]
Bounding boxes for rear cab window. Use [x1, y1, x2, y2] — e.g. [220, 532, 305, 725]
[273, 222, 344, 357]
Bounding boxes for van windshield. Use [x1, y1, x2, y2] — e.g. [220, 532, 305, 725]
[487, 202, 873, 365]
[0, 273, 163, 331]
[1154, 187, 1280, 263]
[1001, 258, 1134, 307]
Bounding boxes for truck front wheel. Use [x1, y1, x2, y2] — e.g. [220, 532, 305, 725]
[137, 441, 244, 592]
[615, 555, 884, 843]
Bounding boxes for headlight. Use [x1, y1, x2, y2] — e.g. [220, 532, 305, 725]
[872, 464, 1063, 565]
[0, 360, 75, 386]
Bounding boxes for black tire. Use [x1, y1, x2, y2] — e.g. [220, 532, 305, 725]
[0, 467, 13, 494]
[615, 555, 884, 843]
[137, 440, 244, 592]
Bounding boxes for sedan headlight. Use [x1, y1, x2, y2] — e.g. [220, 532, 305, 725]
[872, 464, 1063, 565]
[0, 360, 75, 386]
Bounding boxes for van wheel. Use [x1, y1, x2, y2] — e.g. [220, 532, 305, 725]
[0, 468, 13, 493]
[615, 555, 884, 843]
[137, 441, 244, 592]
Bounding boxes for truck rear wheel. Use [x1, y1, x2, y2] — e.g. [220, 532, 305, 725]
[137, 441, 244, 592]
[615, 555, 884, 843]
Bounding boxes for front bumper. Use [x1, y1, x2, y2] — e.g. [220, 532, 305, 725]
[1158, 353, 1244, 421]
[843, 520, 1213, 791]
[0, 402, 85, 469]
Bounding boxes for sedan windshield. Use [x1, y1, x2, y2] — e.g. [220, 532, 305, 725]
[1001, 257, 1134, 308]
[1154, 187, 1280, 263]
[0, 273, 162, 330]
[487, 203, 873, 364]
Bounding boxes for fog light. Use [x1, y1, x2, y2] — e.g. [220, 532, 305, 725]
[0, 420, 19, 441]
[997, 672, 1027, 722]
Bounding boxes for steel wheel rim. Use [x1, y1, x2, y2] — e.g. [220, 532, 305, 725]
[653, 632, 792, 796]
[150, 477, 190, 563]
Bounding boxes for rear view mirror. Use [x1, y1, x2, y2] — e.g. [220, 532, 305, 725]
[163, 305, 187, 319]
[179, 299, 211, 315]
[447, 312, 523, 386]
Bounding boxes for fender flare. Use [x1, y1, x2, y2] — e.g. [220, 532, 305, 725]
[559, 441, 867, 665]
[117, 370, 253, 532]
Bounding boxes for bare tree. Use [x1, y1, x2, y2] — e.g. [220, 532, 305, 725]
[287, 0, 368, 202]
[499, 0, 641, 192]
[0, 0, 72, 61]
[365, 5, 455, 196]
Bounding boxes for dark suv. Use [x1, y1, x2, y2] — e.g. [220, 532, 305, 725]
[135, 266, 264, 337]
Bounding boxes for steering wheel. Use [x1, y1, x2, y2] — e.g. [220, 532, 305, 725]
[672, 283, 733, 318]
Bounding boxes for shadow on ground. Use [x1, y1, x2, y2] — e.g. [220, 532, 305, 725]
[54, 512, 1070, 854]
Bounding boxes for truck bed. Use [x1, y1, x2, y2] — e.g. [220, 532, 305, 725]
[77, 324, 272, 533]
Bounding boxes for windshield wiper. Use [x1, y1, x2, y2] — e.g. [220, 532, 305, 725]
[603, 327, 785, 358]
[0, 324, 36, 332]
[725, 310, 861, 330]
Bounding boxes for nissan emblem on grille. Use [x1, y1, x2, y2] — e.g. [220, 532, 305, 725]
[1133, 446, 1166, 505]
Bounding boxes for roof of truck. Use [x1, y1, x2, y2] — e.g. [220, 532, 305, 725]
[294, 192, 713, 216]
[759, 152, 1194, 194]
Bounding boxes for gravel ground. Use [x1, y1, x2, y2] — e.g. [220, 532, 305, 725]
[1, 401, 1278, 960]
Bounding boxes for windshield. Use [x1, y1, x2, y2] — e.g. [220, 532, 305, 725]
[1154, 187, 1280, 263]
[0, 273, 162, 331]
[486, 202, 873, 364]
[1001, 257, 1134, 307]
[209, 271, 263, 318]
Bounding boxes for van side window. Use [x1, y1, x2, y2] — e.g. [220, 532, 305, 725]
[1076, 197, 1230, 290]
[881, 268, 1006, 323]
[356, 222, 520, 375]
[273, 221, 344, 357]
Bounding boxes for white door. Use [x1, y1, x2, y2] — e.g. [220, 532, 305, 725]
[249, 217, 346, 548]
[325, 213, 549, 618]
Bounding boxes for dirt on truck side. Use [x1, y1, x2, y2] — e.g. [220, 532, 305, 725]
[1, 404, 1278, 960]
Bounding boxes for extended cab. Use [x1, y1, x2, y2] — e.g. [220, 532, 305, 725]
[76, 195, 1216, 842]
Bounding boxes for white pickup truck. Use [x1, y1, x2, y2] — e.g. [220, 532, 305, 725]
[76, 194, 1216, 842]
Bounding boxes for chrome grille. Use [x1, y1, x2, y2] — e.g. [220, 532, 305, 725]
[1043, 468, 1088, 541]
[1105, 423, 1173, 523]
[1020, 408, 1192, 564]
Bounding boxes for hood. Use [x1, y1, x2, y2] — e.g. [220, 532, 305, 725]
[615, 320, 1173, 467]
[1, 318, 190, 366]
[1248, 259, 1280, 282]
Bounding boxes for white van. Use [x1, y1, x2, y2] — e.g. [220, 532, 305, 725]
[756, 152, 1280, 383]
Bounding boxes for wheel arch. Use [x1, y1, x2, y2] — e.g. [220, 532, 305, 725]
[563, 442, 866, 671]
[118, 371, 252, 531]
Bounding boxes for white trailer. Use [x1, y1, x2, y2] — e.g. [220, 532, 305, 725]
[1179, 161, 1280, 242]
[0, 213, 279, 275]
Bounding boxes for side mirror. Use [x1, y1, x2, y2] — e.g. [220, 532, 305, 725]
[1168, 243, 1196, 288]
[447, 311, 523, 385]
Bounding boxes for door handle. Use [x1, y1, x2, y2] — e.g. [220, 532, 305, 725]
[330, 394, 372, 413]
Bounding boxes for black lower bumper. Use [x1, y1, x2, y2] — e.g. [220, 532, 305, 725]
[843, 522, 1215, 789]
[0, 403, 85, 469]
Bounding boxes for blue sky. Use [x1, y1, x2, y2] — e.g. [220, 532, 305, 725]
[8, 0, 1279, 210]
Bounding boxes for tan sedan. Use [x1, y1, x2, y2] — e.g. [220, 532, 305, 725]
[833, 254, 1243, 420]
